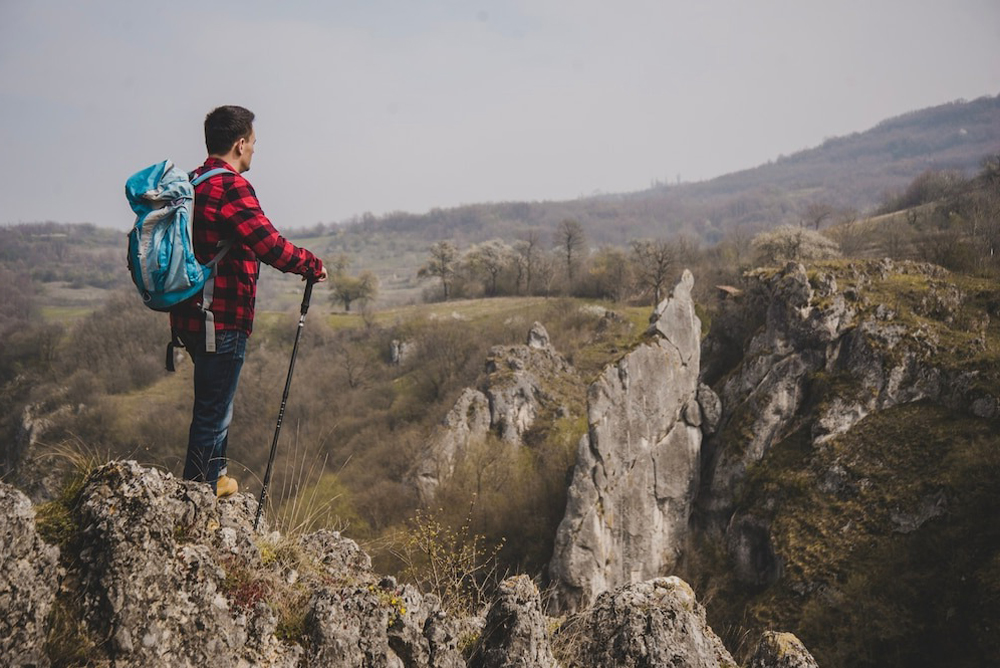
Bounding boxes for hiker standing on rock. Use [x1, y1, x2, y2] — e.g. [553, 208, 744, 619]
[170, 105, 327, 498]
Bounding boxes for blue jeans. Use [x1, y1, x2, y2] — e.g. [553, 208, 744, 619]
[179, 329, 247, 490]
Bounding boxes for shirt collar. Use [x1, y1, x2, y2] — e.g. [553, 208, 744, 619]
[203, 157, 237, 172]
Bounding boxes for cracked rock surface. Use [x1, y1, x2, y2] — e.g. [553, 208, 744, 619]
[548, 270, 709, 613]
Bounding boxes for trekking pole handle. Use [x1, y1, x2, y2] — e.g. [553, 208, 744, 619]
[301, 278, 316, 315]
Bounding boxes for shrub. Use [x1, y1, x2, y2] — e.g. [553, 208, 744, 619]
[392, 502, 506, 617]
[751, 226, 841, 265]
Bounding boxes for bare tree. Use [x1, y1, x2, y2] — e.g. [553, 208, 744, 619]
[966, 188, 1000, 276]
[513, 230, 542, 295]
[803, 202, 835, 230]
[630, 238, 675, 304]
[534, 250, 558, 297]
[827, 220, 867, 258]
[716, 227, 754, 275]
[332, 339, 374, 389]
[556, 219, 586, 289]
[589, 246, 632, 302]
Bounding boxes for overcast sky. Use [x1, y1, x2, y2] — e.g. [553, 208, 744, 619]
[2, 1, 998, 230]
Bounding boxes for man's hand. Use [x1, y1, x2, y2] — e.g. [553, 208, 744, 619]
[313, 266, 328, 283]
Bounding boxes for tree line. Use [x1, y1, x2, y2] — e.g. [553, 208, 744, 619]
[410, 157, 1000, 306]
[413, 219, 842, 306]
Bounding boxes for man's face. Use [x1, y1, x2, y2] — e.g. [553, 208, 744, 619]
[236, 129, 256, 173]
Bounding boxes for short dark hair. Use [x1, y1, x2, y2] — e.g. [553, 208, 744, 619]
[204, 105, 255, 155]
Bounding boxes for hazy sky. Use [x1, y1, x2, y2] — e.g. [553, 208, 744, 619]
[2, 1, 998, 230]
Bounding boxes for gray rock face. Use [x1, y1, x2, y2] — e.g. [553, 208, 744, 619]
[526, 321, 551, 349]
[467, 575, 557, 668]
[76, 460, 296, 667]
[748, 631, 819, 668]
[726, 515, 781, 588]
[0, 483, 61, 668]
[549, 271, 703, 613]
[413, 322, 577, 502]
[63, 460, 463, 668]
[414, 387, 492, 502]
[704, 260, 995, 525]
[700, 259, 1000, 599]
[482, 322, 573, 444]
[306, 586, 392, 667]
[553, 576, 736, 668]
[697, 382, 723, 435]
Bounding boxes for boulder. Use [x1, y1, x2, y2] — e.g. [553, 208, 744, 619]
[305, 586, 393, 667]
[697, 382, 723, 435]
[553, 577, 736, 668]
[467, 575, 557, 668]
[526, 321, 551, 349]
[75, 460, 285, 667]
[748, 631, 819, 668]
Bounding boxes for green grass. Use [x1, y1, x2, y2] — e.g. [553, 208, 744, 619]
[39, 306, 94, 323]
[813, 260, 1000, 391]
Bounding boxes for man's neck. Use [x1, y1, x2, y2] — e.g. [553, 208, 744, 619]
[209, 153, 243, 173]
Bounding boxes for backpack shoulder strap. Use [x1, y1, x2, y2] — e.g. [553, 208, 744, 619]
[189, 167, 236, 353]
[190, 167, 235, 186]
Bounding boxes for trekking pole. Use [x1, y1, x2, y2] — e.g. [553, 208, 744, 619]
[254, 278, 316, 532]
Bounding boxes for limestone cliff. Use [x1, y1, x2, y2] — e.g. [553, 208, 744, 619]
[548, 270, 719, 613]
[694, 259, 1000, 666]
[702, 259, 998, 527]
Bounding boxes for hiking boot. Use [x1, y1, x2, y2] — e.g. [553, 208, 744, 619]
[216, 475, 238, 499]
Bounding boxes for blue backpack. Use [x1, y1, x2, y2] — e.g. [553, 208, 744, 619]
[125, 160, 233, 311]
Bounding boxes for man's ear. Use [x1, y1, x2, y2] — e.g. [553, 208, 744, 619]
[234, 137, 246, 155]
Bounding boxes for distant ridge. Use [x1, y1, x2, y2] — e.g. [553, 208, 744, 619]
[351, 94, 1000, 246]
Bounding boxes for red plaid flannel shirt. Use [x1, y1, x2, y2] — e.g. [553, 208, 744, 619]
[169, 158, 324, 336]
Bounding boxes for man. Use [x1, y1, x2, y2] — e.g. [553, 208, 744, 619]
[171, 105, 327, 498]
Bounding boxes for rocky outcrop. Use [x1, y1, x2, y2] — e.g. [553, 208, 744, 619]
[748, 632, 819, 668]
[75, 461, 276, 667]
[552, 577, 736, 668]
[4, 460, 821, 667]
[1, 483, 61, 668]
[412, 322, 578, 502]
[413, 388, 492, 502]
[27, 460, 465, 668]
[6, 402, 74, 503]
[549, 270, 716, 613]
[483, 322, 573, 444]
[466, 575, 556, 668]
[703, 260, 999, 527]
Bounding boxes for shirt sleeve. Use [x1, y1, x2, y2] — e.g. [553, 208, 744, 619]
[220, 179, 324, 278]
